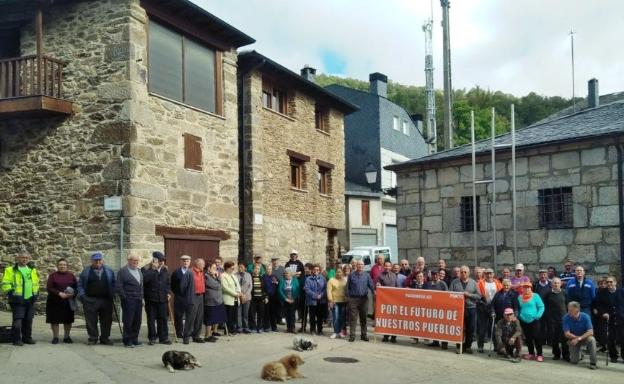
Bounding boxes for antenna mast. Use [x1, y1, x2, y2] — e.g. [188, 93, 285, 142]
[423, 1, 437, 154]
[570, 29, 576, 112]
[440, 0, 453, 149]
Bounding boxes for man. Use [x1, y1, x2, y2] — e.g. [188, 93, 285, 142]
[269, 256, 285, 325]
[78, 252, 115, 345]
[473, 266, 484, 283]
[544, 277, 569, 361]
[566, 266, 596, 316]
[303, 264, 327, 335]
[115, 254, 144, 348]
[392, 264, 406, 287]
[495, 308, 523, 362]
[285, 250, 305, 329]
[499, 267, 511, 283]
[594, 276, 623, 363]
[491, 279, 519, 322]
[414, 257, 429, 280]
[346, 260, 375, 342]
[450, 266, 461, 282]
[559, 261, 575, 288]
[533, 269, 552, 345]
[170, 255, 195, 344]
[270, 256, 285, 281]
[370, 253, 385, 284]
[563, 301, 598, 370]
[2, 249, 39, 346]
[477, 268, 502, 353]
[377, 261, 398, 343]
[547, 266, 557, 281]
[398, 259, 411, 277]
[214, 256, 224, 276]
[142, 251, 171, 345]
[450, 265, 481, 354]
[247, 254, 266, 276]
[510, 263, 530, 293]
[437, 259, 450, 285]
[236, 261, 252, 334]
[425, 270, 448, 349]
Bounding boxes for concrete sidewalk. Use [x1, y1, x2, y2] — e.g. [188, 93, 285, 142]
[0, 310, 622, 383]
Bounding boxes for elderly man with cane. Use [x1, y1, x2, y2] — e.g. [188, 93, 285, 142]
[142, 251, 172, 345]
[115, 254, 144, 348]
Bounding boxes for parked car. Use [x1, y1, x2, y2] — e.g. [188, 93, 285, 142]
[340, 246, 394, 272]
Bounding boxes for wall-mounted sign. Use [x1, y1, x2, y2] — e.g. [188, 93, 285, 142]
[104, 196, 123, 212]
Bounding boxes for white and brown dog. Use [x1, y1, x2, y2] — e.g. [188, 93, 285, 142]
[292, 336, 317, 352]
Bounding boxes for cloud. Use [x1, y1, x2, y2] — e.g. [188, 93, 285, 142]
[193, 0, 624, 97]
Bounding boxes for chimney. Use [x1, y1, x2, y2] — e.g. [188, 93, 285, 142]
[410, 113, 424, 133]
[588, 78, 599, 108]
[300, 65, 316, 83]
[369, 72, 387, 98]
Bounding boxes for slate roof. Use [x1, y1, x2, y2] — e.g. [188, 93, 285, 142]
[345, 181, 383, 198]
[387, 99, 624, 171]
[535, 91, 624, 124]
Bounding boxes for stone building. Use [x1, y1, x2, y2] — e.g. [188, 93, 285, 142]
[326, 76, 429, 258]
[0, 0, 254, 283]
[238, 51, 357, 265]
[388, 81, 624, 279]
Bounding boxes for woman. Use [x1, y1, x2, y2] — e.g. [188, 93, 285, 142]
[204, 262, 226, 342]
[406, 271, 426, 289]
[262, 265, 280, 332]
[327, 267, 347, 339]
[517, 282, 545, 362]
[46, 258, 77, 344]
[278, 270, 300, 333]
[221, 261, 242, 335]
[249, 265, 267, 333]
[492, 279, 519, 322]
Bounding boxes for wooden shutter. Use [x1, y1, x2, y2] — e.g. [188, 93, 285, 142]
[361, 200, 370, 226]
[184, 133, 202, 171]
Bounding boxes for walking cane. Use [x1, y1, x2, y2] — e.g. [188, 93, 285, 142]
[112, 297, 124, 338]
[167, 296, 178, 343]
[605, 316, 609, 366]
[487, 313, 496, 357]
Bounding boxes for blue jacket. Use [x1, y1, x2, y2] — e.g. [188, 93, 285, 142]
[492, 289, 519, 320]
[517, 294, 545, 323]
[303, 274, 326, 306]
[566, 278, 596, 310]
[77, 265, 115, 299]
[278, 277, 300, 303]
[615, 288, 624, 323]
[347, 271, 375, 298]
[170, 267, 195, 306]
[262, 274, 278, 297]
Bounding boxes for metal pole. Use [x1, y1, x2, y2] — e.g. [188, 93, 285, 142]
[491, 108, 497, 272]
[570, 29, 576, 112]
[511, 104, 517, 265]
[120, 216, 125, 270]
[471, 110, 477, 267]
[441, 0, 453, 149]
[36, 6, 43, 94]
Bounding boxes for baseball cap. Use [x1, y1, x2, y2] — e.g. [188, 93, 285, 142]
[289, 249, 299, 255]
[515, 263, 525, 271]
[271, 256, 279, 260]
[538, 269, 548, 273]
[254, 254, 262, 259]
[484, 268, 494, 273]
[504, 308, 514, 315]
[180, 255, 191, 260]
[91, 252, 103, 261]
[152, 251, 165, 261]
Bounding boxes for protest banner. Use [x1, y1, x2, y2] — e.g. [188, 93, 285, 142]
[374, 287, 465, 344]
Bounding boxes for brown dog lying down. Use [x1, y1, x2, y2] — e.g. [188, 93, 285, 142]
[261, 354, 305, 381]
[162, 350, 202, 373]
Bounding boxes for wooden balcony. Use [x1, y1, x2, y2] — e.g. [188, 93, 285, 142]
[0, 55, 73, 118]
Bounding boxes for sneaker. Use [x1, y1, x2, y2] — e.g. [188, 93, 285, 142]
[63, 337, 73, 344]
[341, 331, 347, 338]
[148, 340, 156, 346]
[51, 337, 59, 344]
[132, 341, 142, 347]
[536, 355, 544, 362]
[589, 364, 597, 370]
[427, 341, 440, 347]
[124, 343, 134, 348]
[100, 339, 113, 346]
[511, 357, 522, 363]
[242, 329, 252, 334]
[330, 333, 337, 339]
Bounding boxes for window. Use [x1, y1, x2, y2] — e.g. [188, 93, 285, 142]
[393, 116, 400, 131]
[361, 200, 370, 226]
[460, 196, 480, 232]
[148, 21, 219, 113]
[402, 120, 409, 135]
[290, 159, 304, 189]
[184, 133, 202, 171]
[315, 104, 329, 133]
[539, 187, 573, 229]
[262, 79, 287, 114]
[318, 167, 330, 195]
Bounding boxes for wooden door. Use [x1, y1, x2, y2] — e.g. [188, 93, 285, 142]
[164, 235, 220, 269]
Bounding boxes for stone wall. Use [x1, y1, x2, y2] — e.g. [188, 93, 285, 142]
[396, 138, 621, 279]
[241, 70, 345, 266]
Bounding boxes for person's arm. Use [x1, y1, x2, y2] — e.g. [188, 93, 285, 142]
[326, 279, 334, 303]
[114, 269, 125, 299]
[511, 319, 522, 339]
[467, 283, 482, 300]
[535, 294, 545, 319]
[47, 273, 61, 296]
[368, 274, 376, 293]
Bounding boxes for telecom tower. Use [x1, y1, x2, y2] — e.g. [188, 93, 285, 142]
[423, 17, 436, 154]
[440, 0, 453, 149]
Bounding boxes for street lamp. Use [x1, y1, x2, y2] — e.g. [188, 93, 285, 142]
[364, 162, 378, 191]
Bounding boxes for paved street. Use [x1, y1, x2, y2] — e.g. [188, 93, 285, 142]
[0, 311, 622, 383]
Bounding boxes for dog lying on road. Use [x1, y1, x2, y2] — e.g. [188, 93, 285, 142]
[261, 354, 305, 381]
[162, 350, 201, 373]
[292, 336, 317, 352]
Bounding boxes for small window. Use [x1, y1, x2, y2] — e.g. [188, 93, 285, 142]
[315, 104, 329, 133]
[393, 116, 400, 131]
[290, 158, 304, 189]
[262, 90, 272, 109]
[402, 120, 409, 135]
[361, 200, 370, 226]
[539, 187, 573, 229]
[263, 79, 287, 114]
[318, 167, 330, 195]
[184, 133, 202, 171]
[461, 196, 480, 232]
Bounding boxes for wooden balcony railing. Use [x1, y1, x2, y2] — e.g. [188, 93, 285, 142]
[0, 55, 66, 99]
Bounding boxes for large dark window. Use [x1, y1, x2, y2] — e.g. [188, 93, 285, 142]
[539, 187, 573, 229]
[461, 196, 480, 232]
[148, 21, 218, 113]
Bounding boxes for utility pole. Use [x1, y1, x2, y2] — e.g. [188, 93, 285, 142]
[569, 29, 576, 112]
[441, 0, 453, 149]
[423, 3, 436, 154]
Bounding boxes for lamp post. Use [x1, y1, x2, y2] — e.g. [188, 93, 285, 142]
[365, 162, 378, 191]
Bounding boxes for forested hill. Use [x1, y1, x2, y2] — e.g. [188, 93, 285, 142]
[316, 74, 577, 147]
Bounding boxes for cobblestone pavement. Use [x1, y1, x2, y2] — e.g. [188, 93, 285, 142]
[0, 311, 622, 383]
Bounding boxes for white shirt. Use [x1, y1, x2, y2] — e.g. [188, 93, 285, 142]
[485, 281, 498, 303]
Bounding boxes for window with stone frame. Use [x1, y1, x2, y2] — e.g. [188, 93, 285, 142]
[262, 78, 288, 114]
[460, 196, 480, 232]
[318, 166, 331, 195]
[290, 158, 304, 189]
[184, 133, 202, 171]
[538, 187, 573, 229]
[315, 104, 329, 133]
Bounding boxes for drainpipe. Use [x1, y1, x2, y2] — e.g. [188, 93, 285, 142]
[616, 137, 624, 282]
[418, 171, 424, 262]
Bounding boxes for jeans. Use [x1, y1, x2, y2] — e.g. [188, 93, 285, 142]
[10, 297, 36, 343]
[237, 300, 251, 330]
[332, 302, 346, 334]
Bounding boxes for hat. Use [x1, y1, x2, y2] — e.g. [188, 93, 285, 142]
[91, 252, 103, 261]
[271, 256, 279, 260]
[180, 255, 191, 260]
[289, 249, 299, 255]
[484, 268, 494, 273]
[504, 308, 514, 315]
[538, 269, 548, 273]
[515, 263, 525, 270]
[152, 251, 165, 261]
[521, 281, 532, 288]
[430, 269, 439, 275]
[254, 255, 262, 259]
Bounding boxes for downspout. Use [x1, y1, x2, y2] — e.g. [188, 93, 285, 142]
[616, 137, 624, 282]
[418, 171, 424, 260]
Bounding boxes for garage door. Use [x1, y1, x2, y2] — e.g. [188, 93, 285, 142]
[351, 228, 377, 248]
[164, 235, 220, 268]
[384, 224, 398, 262]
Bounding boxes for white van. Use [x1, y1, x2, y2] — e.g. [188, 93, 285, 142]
[340, 246, 395, 272]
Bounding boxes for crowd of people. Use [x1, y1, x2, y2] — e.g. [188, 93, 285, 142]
[2, 249, 624, 370]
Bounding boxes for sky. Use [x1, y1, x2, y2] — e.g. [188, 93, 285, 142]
[194, 0, 624, 98]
